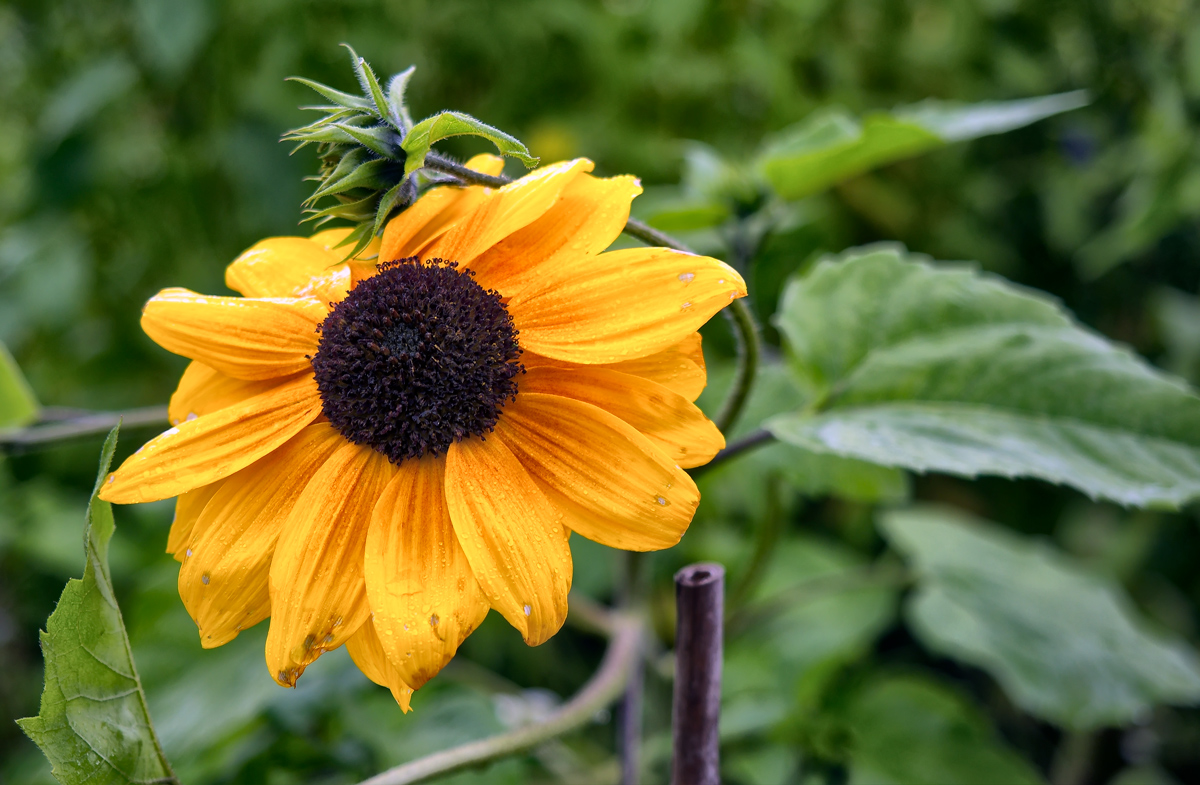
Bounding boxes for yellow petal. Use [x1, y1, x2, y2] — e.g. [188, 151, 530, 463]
[422, 159, 594, 266]
[266, 442, 395, 686]
[510, 248, 746, 363]
[168, 480, 223, 561]
[141, 288, 326, 380]
[346, 619, 414, 712]
[101, 373, 321, 504]
[178, 423, 346, 649]
[225, 237, 349, 302]
[365, 456, 490, 688]
[378, 154, 507, 266]
[468, 172, 642, 295]
[168, 361, 280, 426]
[518, 366, 723, 468]
[444, 434, 571, 646]
[496, 393, 698, 551]
[522, 332, 707, 402]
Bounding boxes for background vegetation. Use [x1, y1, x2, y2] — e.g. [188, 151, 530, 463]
[4, 0, 1200, 783]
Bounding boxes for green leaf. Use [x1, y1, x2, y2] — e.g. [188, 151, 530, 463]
[757, 91, 1088, 200]
[880, 506, 1200, 729]
[18, 426, 179, 784]
[839, 673, 1045, 785]
[0, 340, 39, 429]
[768, 245, 1200, 508]
[401, 111, 538, 177]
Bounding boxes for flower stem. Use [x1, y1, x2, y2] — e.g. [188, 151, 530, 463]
[689, 428, 774, 478]
[0, 405, 168, 453]
[616, 551, 647, 785]
[357, 609, 645, 785]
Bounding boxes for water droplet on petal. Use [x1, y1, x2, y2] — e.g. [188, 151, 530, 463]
[656, 495, 667, 506]
[430, 614, 440, 627]
[186, 412, 198, 422]
[201, 573, 210, 585]
[680, 302, 692, 310]
[678, 272, 695, 283]
[523, 604, 532, 617]
[185, 548, 193, 558]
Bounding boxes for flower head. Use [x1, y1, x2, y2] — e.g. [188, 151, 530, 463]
[101, 156, 746, 710]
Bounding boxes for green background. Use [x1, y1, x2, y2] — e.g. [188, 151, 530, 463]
[4, 0, 1200, 783]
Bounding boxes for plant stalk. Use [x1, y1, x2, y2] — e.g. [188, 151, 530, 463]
[357, 610, 644, 785]
[671, 563, 725, 785]
[0, 406, 168, 452]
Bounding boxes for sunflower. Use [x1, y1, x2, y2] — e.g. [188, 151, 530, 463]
[100, 155, 747, 710]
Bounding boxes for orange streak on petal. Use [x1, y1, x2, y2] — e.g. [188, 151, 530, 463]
[346, 619, 414, 712]
[101, 373, 322, 504]
[378, 154, 507, 267]
[365, 455, 490, 688]
[168, 480, 223, 561]
[444, 435, 571, 646]
[178, 423, 346, 649]
[496, 393, 698, 552]
[510, 248, 746, 364]
[266, 443, 396, 687]
[522, 332, 708, 402]
[518, 366, 723, 468]
[422, 159, 594, 266]
[469, 172, 642, 295]
[168, 361, 281, 426]
[141, 288, 326, 380]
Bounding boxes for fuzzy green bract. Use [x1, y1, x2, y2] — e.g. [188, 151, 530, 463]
[881, 507, 1200, 729]
[17, 426, 178, 785]
[756, 91, 1088, 201]
[769, 245, 1200, 508]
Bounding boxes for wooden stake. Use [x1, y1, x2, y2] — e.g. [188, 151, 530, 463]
[671, 563, 724, 785]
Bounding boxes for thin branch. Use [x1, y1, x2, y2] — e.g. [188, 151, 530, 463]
[0, 406, 168, 452]
[688, 428, 774, 479]
[358, 611, 645, 785]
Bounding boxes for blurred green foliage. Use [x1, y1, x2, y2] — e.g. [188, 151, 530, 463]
[5, 0, 1200, 783]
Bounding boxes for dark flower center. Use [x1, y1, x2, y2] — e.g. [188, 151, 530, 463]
[311, 258, 523, 463]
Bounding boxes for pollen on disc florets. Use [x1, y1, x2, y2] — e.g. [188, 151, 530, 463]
[311, 257, 523, 463]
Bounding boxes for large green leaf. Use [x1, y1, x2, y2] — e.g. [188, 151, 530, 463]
[0, 340, 39, 429]
[880, 506, 1200, 729]
[839, 673, 1044, 785]
[401, 110, 538, 177]
[768, 245, 1200, 508]
[18, 426, 178, 785]
[757, 91, 1088, 200]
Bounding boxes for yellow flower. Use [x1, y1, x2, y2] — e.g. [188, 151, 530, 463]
[100, 155, 746, 710]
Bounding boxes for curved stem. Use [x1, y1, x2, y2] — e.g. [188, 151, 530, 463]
[0, 405, 168, 452]
[714, 299, 761, 434]
[358, 611, 644, 785]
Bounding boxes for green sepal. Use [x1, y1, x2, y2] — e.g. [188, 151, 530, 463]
[335, 122, 401, 159]
[309, 157, 391, 202]
[401, 110, 539, 177]
[343, 43, 393, 127]
[387, 66, 417, 130]
[285, 76, 376, 114]
[303, 192, 379, 224]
